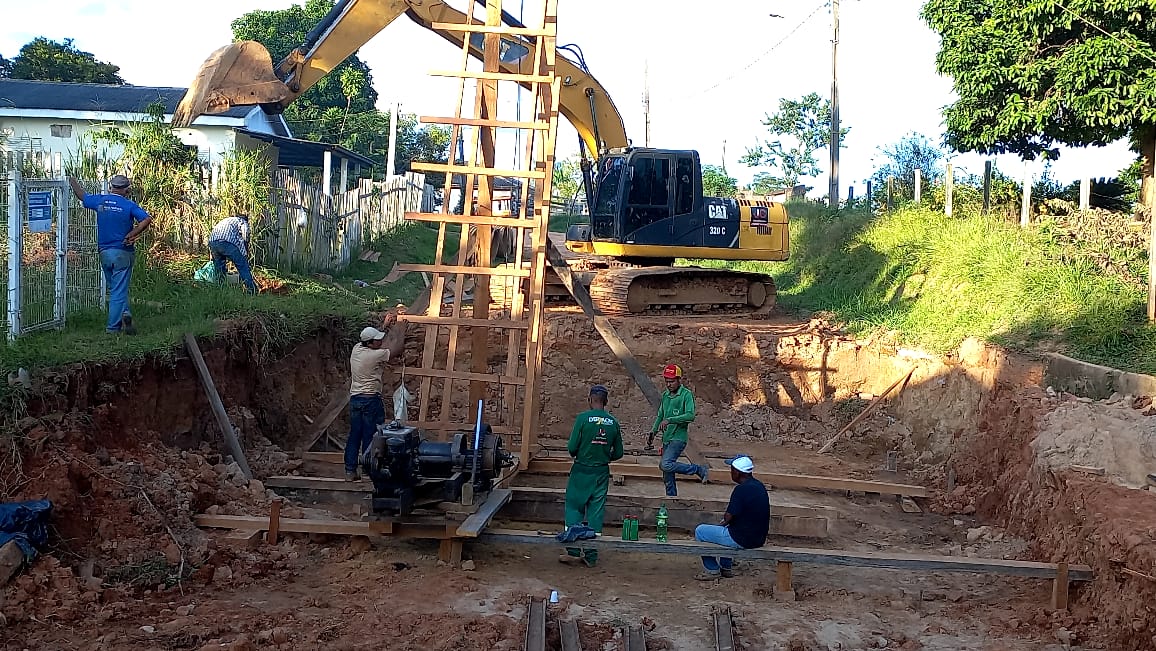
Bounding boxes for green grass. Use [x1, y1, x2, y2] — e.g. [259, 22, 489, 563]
[688, 203, 1156, 374]
[549, 211, 586, 234]
[0, 221, 457, 373]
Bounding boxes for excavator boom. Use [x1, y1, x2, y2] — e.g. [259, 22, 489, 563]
[172, 0, 627, 160]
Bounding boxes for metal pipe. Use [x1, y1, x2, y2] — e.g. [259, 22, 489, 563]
[471, 399, 484, 485]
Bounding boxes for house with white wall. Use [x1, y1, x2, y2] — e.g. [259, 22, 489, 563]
[0, 79, 372, 183]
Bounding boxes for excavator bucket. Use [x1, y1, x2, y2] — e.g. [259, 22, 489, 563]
[171, 41, 293, 128]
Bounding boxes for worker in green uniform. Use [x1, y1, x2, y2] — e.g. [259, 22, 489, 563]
[560, 384, 624, 567]
[648, 363, 709, 496]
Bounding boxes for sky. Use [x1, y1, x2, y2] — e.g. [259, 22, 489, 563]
[0, 0, 1138, 196]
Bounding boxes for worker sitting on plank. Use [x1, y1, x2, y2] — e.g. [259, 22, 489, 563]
[693, 455, 770, 580]
[345, 312, 401, 481]
[648, 364, 709, 496]
[559, 384, 624, 568]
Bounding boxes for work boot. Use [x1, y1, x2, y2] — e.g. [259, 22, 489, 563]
[345, 470, 359, 482]
[121, 314, 137, 336]
[697, 465, 710, 484]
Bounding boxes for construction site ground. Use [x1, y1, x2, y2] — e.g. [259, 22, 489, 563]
[3, 307, 1156, 650]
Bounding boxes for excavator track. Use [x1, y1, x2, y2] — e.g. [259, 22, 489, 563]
[587, 266, 776, 317]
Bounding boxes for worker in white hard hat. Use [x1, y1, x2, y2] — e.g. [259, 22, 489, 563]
[345, 311, 402, 480]
[693, 455, 770, 581]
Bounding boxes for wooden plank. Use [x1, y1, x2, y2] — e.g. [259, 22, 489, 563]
[510, 486, 836, 520]
[525, 596, 547, 651]
[265, 475, 372, 491]
[819, 368, 914, 454]
[267, 498, 283, 545]
[419, 115, 550, 130]
[401, 315, 529, 329]
[775, 561, 795, 601]
[475, 529, 1094, 580]
[1069, 465, 1106, 476]
[1051, 561, 1070, 610]
[222, 529, 263, 550]
[194, 514, 454, 539]
[405, 211, 536, 228]
[410, 162, 546, 180]
[456, 488, 513, 537]
[624, 625, 646, 651]
[184, 333, 252, 479]
[429, 69, 554, 84]
[396, 263, 531, 277]
[713, 608, 735, 651]
[403, 367, 526, 386]
[524, 459, 929, 498]
[430, 22, 554, 36]
[559, 620, 581, 651]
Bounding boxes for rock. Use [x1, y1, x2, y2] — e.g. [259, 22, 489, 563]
[176, 605, 195, 617]
[140, 625, 156, 634]
[271, 628, 289, 644]
[212, 565, 233, 583]
[1054, 628, 1072, 646]
[966, 527, 989, 543]
[247, 479, 264, 495]
[1132, 619, 1145, 632]
[349, 536, 371, 554]
[206, 505, 221, 516]
[461, 560, 476, 571]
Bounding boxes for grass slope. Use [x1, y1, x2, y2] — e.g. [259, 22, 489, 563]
[692, 203, 1156, 375]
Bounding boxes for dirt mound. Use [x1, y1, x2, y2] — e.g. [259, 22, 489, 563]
[1032, 395, 1156, 488]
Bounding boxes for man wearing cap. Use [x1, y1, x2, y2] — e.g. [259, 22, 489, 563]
[208, 214, 257, 294]
[345, 311, 402, 480]
[68, 174, 152, 335]
[649, 363, 708, 496]
[560, 384, 623, 567]
[693, 455, 770, 580]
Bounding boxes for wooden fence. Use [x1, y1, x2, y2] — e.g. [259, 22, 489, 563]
[259, 170, 436, 273]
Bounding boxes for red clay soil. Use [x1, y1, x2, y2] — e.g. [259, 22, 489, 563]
[932, 383, 1156, 650]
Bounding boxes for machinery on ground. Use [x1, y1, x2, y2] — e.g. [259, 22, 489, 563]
[360, 414, 514, 517]
[172, 0, 790, 316]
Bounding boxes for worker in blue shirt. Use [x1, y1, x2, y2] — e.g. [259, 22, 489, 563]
[208, 214, 257, 294]
[68, 174, 152, 335]
[693, 455, 770, 580]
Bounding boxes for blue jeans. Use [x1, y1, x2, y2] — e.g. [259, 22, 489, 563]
[346, 394, 384, 473]
[100, 248, 134, 332]
[659, 439, 703, 496]
[695, 524, 742, 574]
[209, 240, 257, 294]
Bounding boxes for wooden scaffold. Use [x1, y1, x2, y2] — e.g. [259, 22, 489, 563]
[398, 0, 561, 472]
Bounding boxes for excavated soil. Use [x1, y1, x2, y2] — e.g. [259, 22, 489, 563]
[2, 309, 1156, 649]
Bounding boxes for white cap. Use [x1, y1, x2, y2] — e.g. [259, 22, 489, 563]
[360, 326, 386, 342]
[729, 456, 754, 473]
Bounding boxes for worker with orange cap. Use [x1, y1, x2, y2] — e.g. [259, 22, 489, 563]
[648, 363, 708, 496]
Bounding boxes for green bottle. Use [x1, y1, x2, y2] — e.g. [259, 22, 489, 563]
[656, 504, 668, 542]
[621, 516, 630, 541]
[629, 514, 639, 541]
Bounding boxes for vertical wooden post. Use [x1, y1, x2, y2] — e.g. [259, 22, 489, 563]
[775, 560, 795, 601]
[340, 157, 349, 194]
[1050, 561, 1069, 610]
[914, 169, 922, 203]
[439, 538, 464, 567]
[945, 162, 954, 217]
[866, 180, 873, 213]
[267, 497, 283, 545]
[1079, 178, 1091, 211]
[982, 160, 992, 215]
[886, 176, 894, 211]
[322, 151, 333, 198]
[1020, 160, 1032, 227]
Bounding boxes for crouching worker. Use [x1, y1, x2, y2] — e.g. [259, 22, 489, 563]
[558, 384, 623, 567]
[694, 455, 769, 580]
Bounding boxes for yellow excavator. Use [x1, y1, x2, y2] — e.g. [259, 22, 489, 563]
[172, 0, 790, 316]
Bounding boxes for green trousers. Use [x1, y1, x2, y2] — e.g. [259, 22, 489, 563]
[564, 463, 610, 563]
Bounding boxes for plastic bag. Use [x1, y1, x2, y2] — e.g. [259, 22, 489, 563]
[0, 499, 52, 560]
[193, 260, 220, 283]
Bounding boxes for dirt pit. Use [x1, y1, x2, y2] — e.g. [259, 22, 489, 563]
[2, 310, 1156, 649]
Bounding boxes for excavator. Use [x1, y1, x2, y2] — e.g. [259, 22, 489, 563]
[172, 0, 790, 316]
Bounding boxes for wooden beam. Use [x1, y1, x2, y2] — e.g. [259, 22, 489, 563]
[559, 620, 581, 651]
[624, 625, 646, 651]
[429, 69, 554, 84]
[524, 459, 929, 498]
[713, 607, 735, 651]
[302, 386, 350, 452]
[402, 367, 526, 386]
[265, 475, 372, 491]
[775, 561, 795, 601]
[430, 22, 555, 36]
[400, 315, 529, 329]
[524, 596, 547, 651]
[195, 514, 457, 540]
[184, 333, 252, 479]
[1051, 561, 1070, 610]
[439, 538, 464, 567]
[410, 162, 546, 180]
[418, 115, 550, 130]
[405, 212, 534, 228]
[267, 498, 282, 545]
[396, 263, 530, 277]
[456, 488, 513, 537]
[475, 529, 1093, 580]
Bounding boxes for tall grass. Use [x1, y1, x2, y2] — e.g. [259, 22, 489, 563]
[689, 202, 1156, 374]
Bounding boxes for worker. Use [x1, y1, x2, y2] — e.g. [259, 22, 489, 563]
[648, 363, 708, 496]
[67, 174, 152, 335]
[559, 384, 624, 568]
[693, 455, 769, 581]
[345, 311, 403, 481]
[208, 214, 257, 294]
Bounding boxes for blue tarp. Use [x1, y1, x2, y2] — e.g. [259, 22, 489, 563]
[0, 499, 52, 560]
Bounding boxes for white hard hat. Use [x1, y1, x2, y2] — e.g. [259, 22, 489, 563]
[729, 455, 754, 473]
[360, 326, 386, 342]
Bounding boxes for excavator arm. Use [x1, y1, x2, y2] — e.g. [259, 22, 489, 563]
[172, 0, 628, 160]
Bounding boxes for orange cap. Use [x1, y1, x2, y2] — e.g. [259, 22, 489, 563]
[662, 364, 682, 379]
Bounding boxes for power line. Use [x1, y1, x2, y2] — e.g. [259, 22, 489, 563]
[1051, 0, 1156, 65]
[673, 1, 830, 101]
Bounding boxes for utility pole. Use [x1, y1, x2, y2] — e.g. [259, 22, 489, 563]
[722, 140, 727, 174]
[828, 0, 841, 210]
[386, 99, 400, 177]
[643, 60, 651, 147]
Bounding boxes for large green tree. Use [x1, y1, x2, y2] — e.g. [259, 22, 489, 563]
[701, 164, 738, 198]
[231, 0, 449, 183]
[870, 132, 946, 203]
[922, 0, 1156, 316]
[741, 92, 849, 190]
[4, 37, 123, 84]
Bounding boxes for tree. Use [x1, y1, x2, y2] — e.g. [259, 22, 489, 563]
[6, 37, 123, 84]
[869, 132, 946, 203]
[552, 157, 583, 212]
[923, 0, 1156, 317]
[701, 164, 738, 198]
[231, 0, 451, 183]
[741, 92, 849, 190]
